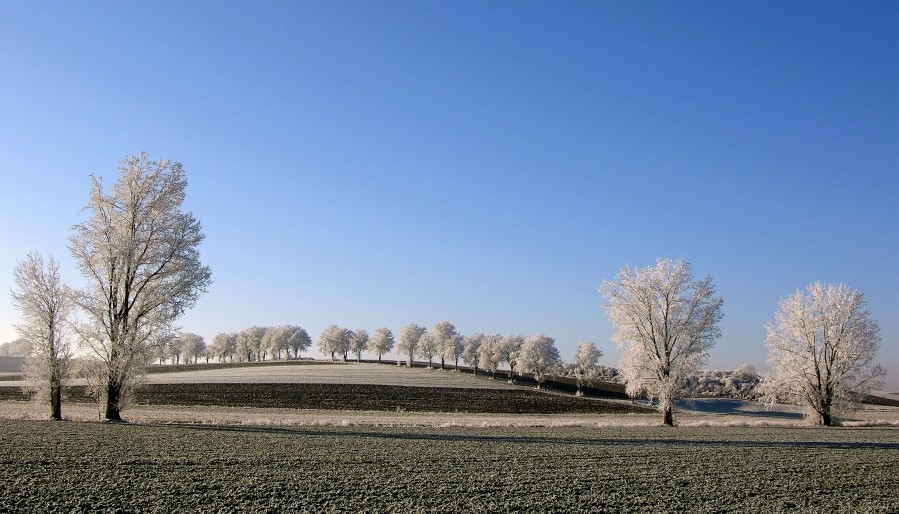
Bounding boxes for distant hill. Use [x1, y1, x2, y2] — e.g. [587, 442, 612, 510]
[0, 357, 23, 373]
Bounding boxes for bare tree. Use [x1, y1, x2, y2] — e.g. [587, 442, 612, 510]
[397, 323, 426, 367]
[367, 327, 394, 362]
[10, 253, 72, 420]
[599, 258, 723, 426]
[516, 334, 561, 389]
[762, 282, 885, 426]
[68, 153, 212, 421]
[349, 329, 369, 362]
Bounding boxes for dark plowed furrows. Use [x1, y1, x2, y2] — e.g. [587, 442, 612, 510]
[136, 383, 646, 414]
[0, 383, 649, 414]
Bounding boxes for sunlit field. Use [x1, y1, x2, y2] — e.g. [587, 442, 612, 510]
[1, 362, 898, 512]
[1, 420, 897, 513]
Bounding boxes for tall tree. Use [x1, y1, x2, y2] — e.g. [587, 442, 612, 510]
[763, 282, 884, 426]
[69, 153, 212, 421]
[367, 327, 394, 362]
[516, 334, 561, 389]
[10, 253, 72, 420]
[599, 258, 723, 426]
[397, 323, 426, 367]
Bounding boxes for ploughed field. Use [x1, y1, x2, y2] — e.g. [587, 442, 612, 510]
[0, 363, 641, 415]
[1, 419, 896, 513]
[0, 382, 639, 414]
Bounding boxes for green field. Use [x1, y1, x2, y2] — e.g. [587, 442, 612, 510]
[1, 420, 896, 513]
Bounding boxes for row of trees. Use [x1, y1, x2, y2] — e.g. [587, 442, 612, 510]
[598, 257, 885, 426]
[6, 154, 887, 427]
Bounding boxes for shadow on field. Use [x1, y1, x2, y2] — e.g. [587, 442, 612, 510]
[152, 423, 899, 451]
[676, 398, 805, 419]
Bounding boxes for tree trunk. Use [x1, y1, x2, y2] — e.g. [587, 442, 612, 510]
[473, 366, 478, 377]
[440, 357, 445, 370]
[50, 381, 62, 420]
[105, 381, 123, 422]
[662, 404, 674, 427]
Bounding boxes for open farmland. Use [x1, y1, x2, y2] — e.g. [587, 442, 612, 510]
[0, 420, 897, 513]
[0, 362, 647, 417]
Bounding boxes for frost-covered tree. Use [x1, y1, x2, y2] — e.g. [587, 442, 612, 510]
[516, 334, 561, 389]
[762, 282, 885, 426]
[445, 333, 465, 369]
[10, 253, 73, 420]
[462, 332, 483, 376]
[572, 340, 603, 396]
[599, 258, 723, 426]
[237, 326, 267, 362]
[0, 339, 28, 356]
[498, 334, 524, 383]
[318, 325, 349, 361]
[397, 323, 426, 367]
[430, 321, 458, 370]
[367, 327, 394, 362]
[263, 325, 308, 360]
[417, 332, 440, 367]
[178, 333, 205, 364]
[210, 332, 237, 362]
[68, 153, 212, 421]
[284, 326, 312, 359]
[149, 335, 172, 365]
[478, 332, 503, 376]
[262, 326, 286, 360]
[349, 329, 369, 362]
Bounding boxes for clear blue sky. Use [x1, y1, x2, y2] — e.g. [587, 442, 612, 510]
[1, 1, 896, 387]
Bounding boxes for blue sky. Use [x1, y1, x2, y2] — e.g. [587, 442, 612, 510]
[1, 2, 896, 387]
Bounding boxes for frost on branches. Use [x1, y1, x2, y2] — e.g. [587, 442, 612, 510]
[762, 282, 885, 426]
[69, 153, 212, 421]
[367, 327, 395, 362]
[515, 334, 561, 388]
[600, 258, 723, 426]
[10, 253, 73, 420]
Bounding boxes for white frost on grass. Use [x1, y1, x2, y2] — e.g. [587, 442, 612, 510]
[143, 362, 521, 389]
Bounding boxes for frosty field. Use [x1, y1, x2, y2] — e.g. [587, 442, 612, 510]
[1, 362, 898, 512]
[1, 420, 897, 513]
